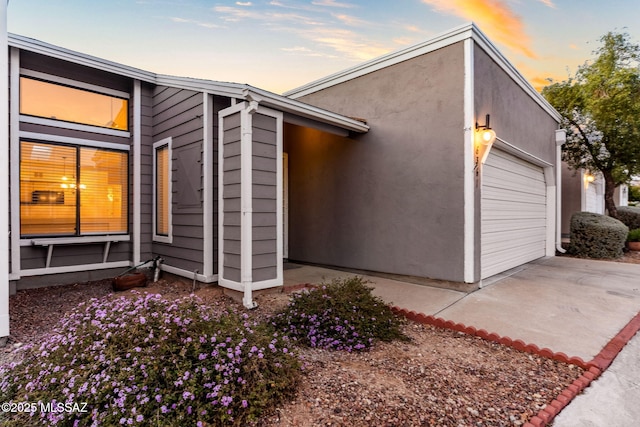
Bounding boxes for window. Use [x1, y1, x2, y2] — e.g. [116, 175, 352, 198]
[153, 138, 172, 243]
[20, 141, 128, 237]
[20, 76, 128, 131]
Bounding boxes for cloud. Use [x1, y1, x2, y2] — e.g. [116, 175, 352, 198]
[236, 1, 252, 5]
[311, 0, 356, 8]
[529, 75, 554, 91]
[393, 36, 416, 46]
[213, 6, 323, 25]
[170, 17, 221, 29]
[537, 0, 556, 8]
[333, 13, 368, 26]
[281, 46, 339, 58]
[569, 43, 578, 50]
[421, 0, 537, 59]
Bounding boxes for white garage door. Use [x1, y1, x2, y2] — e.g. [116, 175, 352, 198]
[481, 149, 547, 279]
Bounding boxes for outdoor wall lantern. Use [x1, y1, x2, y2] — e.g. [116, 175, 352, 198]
[584, 172, 596, 189]
[474, 114, 497, 171]
[475, 114, 497, 146]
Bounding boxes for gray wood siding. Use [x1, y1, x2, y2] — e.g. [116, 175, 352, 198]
[16, 54, 134, 274]
[211, 97, 230, 275]
[222, 112, 242, 283]
[20, 241, 131, 270]
[152, 86, 204, 272]
[20, 51, 131, 93]
[252, 114, 277, 282]
[139, 82, 155, 260]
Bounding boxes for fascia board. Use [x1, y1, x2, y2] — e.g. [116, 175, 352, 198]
[8, 33, 157, 83]
[246, 86, 370, 133]
[155, 74, 246, 99]
[469, 25, 562, 122]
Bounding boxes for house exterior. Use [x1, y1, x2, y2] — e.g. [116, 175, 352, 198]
[561, 166, 629, 236]
[284, 23, 562, 283]
[0, 22, 564, 338]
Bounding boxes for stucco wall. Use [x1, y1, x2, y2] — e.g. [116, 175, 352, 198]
[473, 45, 558, 164]
[289, 42, 467, 282]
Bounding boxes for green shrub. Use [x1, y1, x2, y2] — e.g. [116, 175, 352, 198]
[568, 212, 628, 259]
[0, 293, 300, 427]
[628, 228, 640, 242]
[617, 206, 640, 230]
[272, 277, 408, 352]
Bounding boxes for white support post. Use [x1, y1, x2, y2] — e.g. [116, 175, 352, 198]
[202, 94, 214, 278]
[463, 38, 476, 284]
[240, 101, 258, 309]
[133, 80, 142, 265]
[0, 0, 10, 337]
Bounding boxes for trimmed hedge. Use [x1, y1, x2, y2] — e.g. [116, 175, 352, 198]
[568, 212, 628, 259]
[617, 206, 640, 230]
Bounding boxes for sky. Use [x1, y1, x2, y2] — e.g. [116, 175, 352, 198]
[6, 0, 640, 95]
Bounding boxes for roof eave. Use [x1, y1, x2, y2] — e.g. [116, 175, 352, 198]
[244, 86, 369, 133]
[8, 33, 368, 134]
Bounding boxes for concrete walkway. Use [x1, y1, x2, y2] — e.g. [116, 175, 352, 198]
[553, 332, 640, 426]
[284, 256, 640, 425]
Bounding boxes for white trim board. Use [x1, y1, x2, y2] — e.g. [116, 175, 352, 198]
[160, 264, 217, 284]
[19, 131, 132, 151]
[19, 260, 130, 277]
[152, 137, 173, 244]
[463, 38, 476, 284]
[19, 116, 132, 138]
[202, 94, 214, 278]
[9, 47, 20, 281]
[133, 80, 142, 264]
[0, 2, 9, 337]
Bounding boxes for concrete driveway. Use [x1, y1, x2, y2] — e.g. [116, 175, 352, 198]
[284, 256, 640, 362]
[284, 256, 640, 425]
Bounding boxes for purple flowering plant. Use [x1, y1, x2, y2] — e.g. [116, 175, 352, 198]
[0, 292, 300, 426]
[272, 277, 408, 352]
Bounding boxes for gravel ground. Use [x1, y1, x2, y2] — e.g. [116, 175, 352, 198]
[1, 273, 593, 427]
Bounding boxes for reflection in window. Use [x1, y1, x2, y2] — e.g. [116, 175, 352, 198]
[20, 141, 128, 237]
[154, 139, 172, 242]
[20, 76, 128, 130]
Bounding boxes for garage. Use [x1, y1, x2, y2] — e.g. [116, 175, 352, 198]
[481, 148, 548, 279]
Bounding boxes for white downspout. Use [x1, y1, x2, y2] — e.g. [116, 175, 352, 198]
[241, 100, 259, 309]
[555, 129, 567, 254]
[0, 0, 10, 339]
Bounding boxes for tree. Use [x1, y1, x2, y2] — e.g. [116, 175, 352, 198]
[543, 32, 640, 218]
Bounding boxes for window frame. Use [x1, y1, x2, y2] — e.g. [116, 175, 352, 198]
[153, 137, 173, 244]
[19, 137, 130, 238]
[19, 69, 131, 137]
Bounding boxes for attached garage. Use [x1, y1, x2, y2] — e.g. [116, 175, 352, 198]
[481, 148, 548, 279]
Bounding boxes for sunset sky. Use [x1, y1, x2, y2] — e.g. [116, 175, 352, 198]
[7, 0, 640, 94]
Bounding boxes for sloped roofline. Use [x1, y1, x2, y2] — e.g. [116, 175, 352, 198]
[284, 22, 561, 122]
[8, 33, 369, 133]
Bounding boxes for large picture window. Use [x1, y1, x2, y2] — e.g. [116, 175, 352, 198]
[20, 76, 128, 131]
[153, 138, 172, 243]
[20, 141, 128, 237]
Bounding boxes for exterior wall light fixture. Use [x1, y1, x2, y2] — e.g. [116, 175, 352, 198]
[584, 172, 596, 189]
[475, 114, 497, 146]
